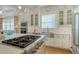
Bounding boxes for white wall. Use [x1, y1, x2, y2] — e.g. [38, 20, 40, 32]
[25, 5, 76, 33]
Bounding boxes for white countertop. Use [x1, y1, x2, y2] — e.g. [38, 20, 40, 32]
[53, 25, 72, 34]
[0, 34, 45, 54]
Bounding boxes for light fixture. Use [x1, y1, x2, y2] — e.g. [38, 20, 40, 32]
[18, 6, 22, 10]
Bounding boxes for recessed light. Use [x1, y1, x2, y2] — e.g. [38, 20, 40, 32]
[18, 6, 22, 10]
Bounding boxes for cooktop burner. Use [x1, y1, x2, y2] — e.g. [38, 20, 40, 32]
[2, 35, 40, 48]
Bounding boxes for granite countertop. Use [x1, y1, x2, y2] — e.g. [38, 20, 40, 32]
[0, 34, 45, 54]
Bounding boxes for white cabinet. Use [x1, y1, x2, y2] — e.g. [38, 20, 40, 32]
[45, 34, 72, 49]
[44, 25, 72, 49]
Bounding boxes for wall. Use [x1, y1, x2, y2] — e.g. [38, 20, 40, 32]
[26, 5, 76, 33]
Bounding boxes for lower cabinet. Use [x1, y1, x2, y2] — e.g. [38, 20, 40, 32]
[44, 34, 72, 49]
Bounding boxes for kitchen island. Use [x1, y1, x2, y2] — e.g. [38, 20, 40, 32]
[0, 34, 45, 54]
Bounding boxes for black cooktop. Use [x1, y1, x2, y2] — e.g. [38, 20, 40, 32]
[2, 35, 40, 48]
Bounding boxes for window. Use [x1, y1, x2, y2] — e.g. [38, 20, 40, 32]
[2, 18, 14, 35]
[41, 14, 56, 28]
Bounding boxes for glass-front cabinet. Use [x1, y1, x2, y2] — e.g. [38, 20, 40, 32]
[67, 10, 73, 24]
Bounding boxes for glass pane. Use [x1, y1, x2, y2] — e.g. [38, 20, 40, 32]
[7, 25, 10, 30]
[67, 10, 72, 24]
[42, 15, 53, 22]
[11, 25, 14, 30]
[59, 11, 64, 25]
[3, 18, 14, 32]
[41, 14, 56, 28]
[35, 14, 38, 25]
[31, 14, 33, 25]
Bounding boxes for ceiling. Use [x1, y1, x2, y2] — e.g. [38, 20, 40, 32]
[0, 5, 77, 18]
[0, 5, 39, 18]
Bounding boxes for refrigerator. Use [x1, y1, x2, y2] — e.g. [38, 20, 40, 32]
[73, 13, 79, 53]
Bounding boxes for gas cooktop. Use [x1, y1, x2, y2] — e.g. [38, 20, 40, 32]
[2, 35, 40, 48]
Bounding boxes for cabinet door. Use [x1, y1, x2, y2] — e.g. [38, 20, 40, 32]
[62, 35, 71, 49]
[31, 14, 34, 25]
[67, 10, 73, 24]
[35, 14, 38, 25]
[59, 11, 64, 25]
[14, 16, 20, 33]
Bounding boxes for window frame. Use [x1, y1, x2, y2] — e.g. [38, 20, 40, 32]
[2, 17, 14, 31]
[40, 14, 56, 29]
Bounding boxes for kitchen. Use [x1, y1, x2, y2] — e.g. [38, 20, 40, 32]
[0, 5, 79, 54]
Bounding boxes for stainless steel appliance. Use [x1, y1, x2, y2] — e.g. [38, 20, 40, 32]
[73, 13, 79, 53]
[2, 35, 40, 48]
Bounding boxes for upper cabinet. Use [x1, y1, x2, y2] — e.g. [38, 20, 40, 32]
[67, 10, 73, 24]
[31, 14, 34, 25]
[35, 14, 38, 25]
[59, 10, 73, 25]
[31, 14, 39, 26]
[59, 11, 64, 25]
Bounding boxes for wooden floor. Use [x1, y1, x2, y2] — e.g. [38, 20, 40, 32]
[36, 45, 72, 54]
